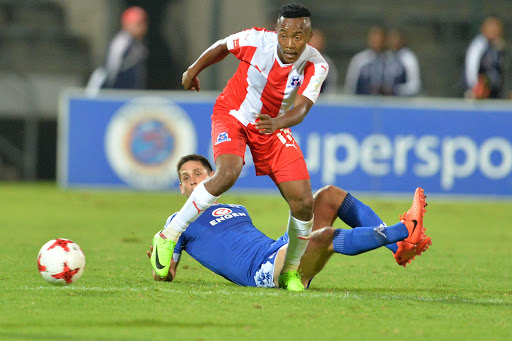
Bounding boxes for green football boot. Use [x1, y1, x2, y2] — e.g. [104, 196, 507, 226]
[150, 231, 176, 277]
[278, 270, 304, 291]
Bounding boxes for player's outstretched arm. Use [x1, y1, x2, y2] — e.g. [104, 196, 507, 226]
[182, 38, 230, 91]
[254, 94, 313, 134]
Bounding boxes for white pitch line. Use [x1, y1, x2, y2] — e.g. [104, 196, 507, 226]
[16, 286, 508, 304]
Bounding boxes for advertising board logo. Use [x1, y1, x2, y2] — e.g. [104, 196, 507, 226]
[105, 97, 196, 190]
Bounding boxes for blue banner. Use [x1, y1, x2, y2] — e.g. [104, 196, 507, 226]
[58, 91, 512, 196]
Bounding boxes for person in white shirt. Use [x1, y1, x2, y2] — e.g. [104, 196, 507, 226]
[385, 28, 422, 96]
[345, 26, 387, 95]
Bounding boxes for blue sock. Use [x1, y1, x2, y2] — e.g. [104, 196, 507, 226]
[332, 223, 408, 256]
[338, 193, 398, 253]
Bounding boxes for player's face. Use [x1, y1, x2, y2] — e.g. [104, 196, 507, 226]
[276, 17, 312, 64]
[178, 161, 212, 197]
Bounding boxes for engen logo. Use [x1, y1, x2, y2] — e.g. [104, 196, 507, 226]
[209, 207, 247, 226]
[212, 208, 232, 217]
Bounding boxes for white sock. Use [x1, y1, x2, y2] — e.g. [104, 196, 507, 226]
[162, 181, 219, 241]
[281, 213, 313, 273]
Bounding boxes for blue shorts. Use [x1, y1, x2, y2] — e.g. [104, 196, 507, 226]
[253, 234, 289, 288]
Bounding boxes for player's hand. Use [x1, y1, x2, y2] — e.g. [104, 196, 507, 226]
[147, 246, 171, 281]
[255, 114, 278, 134]
[182, 70, 200, 91]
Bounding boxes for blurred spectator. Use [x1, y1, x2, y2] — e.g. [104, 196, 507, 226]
[384, 29, 422, 96]
[309, 28, 338, 93]
[86, 6, 148, 94]
[463, 16, 505, 99]
[344, 26, 387, 95]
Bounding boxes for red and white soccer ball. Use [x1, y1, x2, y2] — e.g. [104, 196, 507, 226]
[37, 238, 86, 286]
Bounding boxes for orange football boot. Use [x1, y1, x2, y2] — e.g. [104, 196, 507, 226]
[400, 187, 427, 244]
[394, 236, 432, 267]
[393, 187, 430, 267]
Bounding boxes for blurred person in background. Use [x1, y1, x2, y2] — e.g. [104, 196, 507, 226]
[344, 26, 387, 95]
[309, 28, 338, 93]
[384, 28, 422, 96]
[463, 16, 505, 99]
[86, 6, 148, 94]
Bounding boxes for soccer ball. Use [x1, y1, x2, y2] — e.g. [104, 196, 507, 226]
[37, 238, 86, 286]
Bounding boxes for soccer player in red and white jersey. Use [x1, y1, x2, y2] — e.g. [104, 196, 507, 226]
[150, 3, 328, 291]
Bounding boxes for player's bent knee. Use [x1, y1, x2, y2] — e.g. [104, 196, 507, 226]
[314, 185, 347, 210]
[316, 185, 347, 200]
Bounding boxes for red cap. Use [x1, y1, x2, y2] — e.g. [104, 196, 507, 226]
[121, 6, 147, 26]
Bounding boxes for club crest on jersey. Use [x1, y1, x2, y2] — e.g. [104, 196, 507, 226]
[215, 131, 231, 145]
[288, 75, 302, 88]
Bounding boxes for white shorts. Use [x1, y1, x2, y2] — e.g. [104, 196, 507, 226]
[253, 245, 286, 288]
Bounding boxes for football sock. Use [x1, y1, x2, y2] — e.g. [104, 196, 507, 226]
[332, 222, 408, 256]
[337, 193, 398, 253]
[162, 181, 219, 242]
[281, 213, 313, 273]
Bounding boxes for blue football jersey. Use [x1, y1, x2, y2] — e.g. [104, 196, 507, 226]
[165, 204, 287, 286]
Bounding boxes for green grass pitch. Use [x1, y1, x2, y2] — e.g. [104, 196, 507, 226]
[0, 183, 511, 340]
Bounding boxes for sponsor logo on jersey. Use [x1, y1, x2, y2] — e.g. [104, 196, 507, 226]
[104, 97, 196, 190]
[212, 208, 233, 216]
[233, 38, 240, 49]
[209, 208, 247, 226]
[215, 131, 231, 145]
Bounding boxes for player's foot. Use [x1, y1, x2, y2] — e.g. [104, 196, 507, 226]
[278, 271, 304, 292]
[394, 236, 432, 267]
[150, 231, 176, 277]
[400, 187, 427, 244]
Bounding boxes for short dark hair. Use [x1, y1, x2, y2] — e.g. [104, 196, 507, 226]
[279, 3, 311, 18]
[176, 154, 213, 180]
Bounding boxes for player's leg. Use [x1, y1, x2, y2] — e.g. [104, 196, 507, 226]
[311, 185, 347, 231]
[314, 185, 430, 267]
[274, 188, 430, 287]
[275, 175, 314, 291]
[296, 227, 335, 286]
[297, 220, 417, 286]
[334, 188, 398, 253]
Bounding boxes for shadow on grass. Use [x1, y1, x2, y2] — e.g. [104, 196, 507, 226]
[0, 319, 243, 329]
[0, 319, 246, 340]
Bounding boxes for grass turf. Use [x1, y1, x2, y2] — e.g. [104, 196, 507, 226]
[0, 183, 511, 340]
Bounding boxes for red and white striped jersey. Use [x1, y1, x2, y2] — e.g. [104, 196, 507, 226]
[215, 27, 329, 126]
